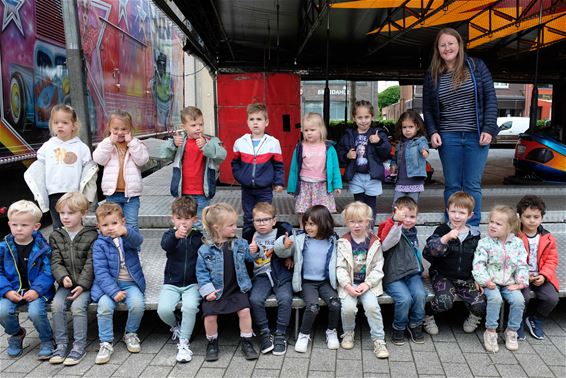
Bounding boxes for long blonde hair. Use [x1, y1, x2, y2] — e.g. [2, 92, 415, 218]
[430, 28, 469, 89]
[202, 203, 238, 244]
[490, 205, 520, 236]
[301, 112, 327, 142]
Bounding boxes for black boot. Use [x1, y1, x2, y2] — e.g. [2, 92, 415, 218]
[205, 338, 219, 361]
[259, 329, 274, 354]
[240, 337, 258, 360]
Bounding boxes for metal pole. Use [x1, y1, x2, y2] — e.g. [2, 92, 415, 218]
[323, 11, 330, 127]
[61, 0, 92, 147]
[528, 0, 544, 133]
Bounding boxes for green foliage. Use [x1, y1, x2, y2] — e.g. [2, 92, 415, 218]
[377, 85, 400, 112]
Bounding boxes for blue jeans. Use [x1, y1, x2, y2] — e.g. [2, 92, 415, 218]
[241, 187, 273, 232]
[105, 193, 140, 230]
[484, 286, 525, 331]
[51, 287, 91, 350]
[157, 284, 201, 340]
[0, 297, 52, 342]
[97, 281, 145, 343]
[384, 274, 427, 330]
[249, 275, 293, 334]
[184, 195, 209, 230]
[438, 132, 489, 226]
[341, 287, 385, 340]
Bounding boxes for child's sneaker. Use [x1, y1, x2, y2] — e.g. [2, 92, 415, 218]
[525, 315, 545, 340]
[170, 323, 181, 341]
[176, 339, 192, 363]
[240, 337, 258, 360]
[391, 328, 405, 346]
[272, 332, 287, 356]
[294, 333, 310, 353]
[373, 339, 390, 359]
[340, 331, 355, 350]
[205, 338, 219, 361]
[49, 344, 67, 364]
[63, 349, 86, 366]
[7, 327, 26, 357]
[124, 333, 141, 353]
[95, 342, 114, 364]
[483, 330, 499, 353]
[259, 329, 274, 354]
[38, 341, 54, 360]
[463, 313, 482, 333]
[407, 325, 425, 344]
[517, 323, 526, 341]
[504, 329, 519, 351]
[326, 329, 340, 350]
[423, 315, 439, 335]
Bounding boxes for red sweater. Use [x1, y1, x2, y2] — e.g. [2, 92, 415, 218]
[518, 227, 559, 291]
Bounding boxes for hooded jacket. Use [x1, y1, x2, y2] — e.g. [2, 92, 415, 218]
[518, 226, 559, 291]
[161, 228, 203, 287]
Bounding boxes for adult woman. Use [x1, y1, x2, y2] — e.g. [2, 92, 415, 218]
[423, 28, 498, 226]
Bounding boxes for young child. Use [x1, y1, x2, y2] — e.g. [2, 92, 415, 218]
[196, 203, 258, 361]
[232, 103, 285, 233]
[91, 203, 146, 364]
[287, 113, 342, 220]
[49, 192, 98, 365]
[0, 200, 54, 359]
[161, 106, 227, 221]
[338, 100, 391, 227]
[93, 110, 149, 230]
[274, 205, 341, 353]
[422, 192, 485, 335]
[337, 202, 389, 358]
[243, 202, 294, 356]
[378, 196, 427, 345]
[157, 197, 203, 363]
[472, 205, 528, 353]
[516, 195, 559, 340]
[389, 110, 429, 203]
[25, 104, 97, 229]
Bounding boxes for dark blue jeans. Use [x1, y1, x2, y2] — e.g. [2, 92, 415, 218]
[384, 273, 427, 331]
[241, 187, 273, 232]
[438, 131, 489, 226]
[249, 275, 293, 334]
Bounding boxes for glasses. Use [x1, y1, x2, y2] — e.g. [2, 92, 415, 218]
[253, 217, 273, 224]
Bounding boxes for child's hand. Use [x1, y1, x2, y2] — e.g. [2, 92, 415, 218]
[109, 133, 119, 144]
[196, 136, 206, 149]
[174, 130, 184, 147]
[347, 148, 356, 159]
[485, 280, 496, 289]
[422, 149, 429, 159]
[507, 284, 522, 291]
[62, 276, 73, 288]
[206, 289, 221, 301]
[532, 275, 545, 286]
[175, 225, 188, 239]
[369, 130, 380, 144]
[284, 257, 294, 270]
[5, 290, 22, 303]
[441, 229, 460, 244]
[283, 232, 294, 249]
[124, 131, 133, 143]
[249, 235, 258, 254]
[356, 282, 370, 294]
[23, 290, 39, 302]
[392, 207, 406, 223]
[274, 185, 284, 192]
[114, 291, 127, 302]
[345, 284, 359, 297]
[334, 189, 341, 195]
[117, 224, 128, 237]
[67, 286, 84, 301]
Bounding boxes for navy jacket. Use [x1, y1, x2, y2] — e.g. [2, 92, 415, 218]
[423, 56, 499, 138]
[161, 228, 202, 287]
[337, 127, 392, 182]
[91, 227, 146, 302]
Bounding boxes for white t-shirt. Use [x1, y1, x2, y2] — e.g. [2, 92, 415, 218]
[527, 233, 540, 275]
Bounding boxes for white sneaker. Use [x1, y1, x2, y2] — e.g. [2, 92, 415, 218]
[294, 332, 310, 353]
[373, 339, 390, 359]
[170, 323, 181, 341]
[340, 331, 354, 349]
[95, 342, 114, 364]
[463, 313, 482, 333]
[124, 333, 141, 353]
[423, 315, 439, 335]
[176, 339, 193, 363]
[483, 330, 499, 353]
[505, 329, 519, 351]
[326, 329, 340, 350]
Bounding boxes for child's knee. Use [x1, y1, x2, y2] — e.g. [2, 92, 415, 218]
[305, 303, 320, 316]
[181, 300, 199, 314]
[238, 307, 251, 318]
[28, 304, 48, 323]
[341, 301, 358, 316]
[327, 297, 341, 313]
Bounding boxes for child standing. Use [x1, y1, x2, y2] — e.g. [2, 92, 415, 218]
[389, 110, 429, 203]
[337, 202, 389, 358]
[161, 106, 226, 220]
[25, 104, 97, 229]
[378, 196, 427, 345]
[232, 103, 285, 233]
[338, 100, 391, 227]
[196, 203, 258, 361]
[0, 200, 54, 359]
[274, 205, 341, 353]
[49, 192, 98, 365]
[93, 110, 149, 230]
[422, 192, 485, 335]
[287, 113, 342, 220]
[516, 195, 559, 340]
[157, 197, 203, 363]
[243, 202, 294, 356]
[473, 205, 528, 353]
[92, 203, 146, 364]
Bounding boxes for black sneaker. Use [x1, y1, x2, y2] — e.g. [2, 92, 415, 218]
[407, 325, 425, 344]
[259, 329, 274, 354]
[205, 338, 219, 362]
[391, 328, 405, 346]
[240, 337, 259, 360]
[272, 332, 287, 356]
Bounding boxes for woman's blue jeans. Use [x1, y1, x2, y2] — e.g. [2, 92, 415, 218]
[438, 132, 489, 226]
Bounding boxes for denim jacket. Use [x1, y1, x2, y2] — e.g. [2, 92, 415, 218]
[196, 238, 254, 299]
[391, 136, 429, 178]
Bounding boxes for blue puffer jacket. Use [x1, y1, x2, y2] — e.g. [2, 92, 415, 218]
[337, 127, 392, 182]
[423, 56, 499, 138]
[0, 232, 55, 300]
[196, 238, 254, 299]
[91, 227, 146, 302]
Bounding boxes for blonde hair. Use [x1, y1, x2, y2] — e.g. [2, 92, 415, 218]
[55, 192, 89, 214]
[180, 106, 203, 124]
[95, 202, 124, 222]
[247, 103, 268, 119]
[490, 205, 520, 236]
[49, 104, 80, 138]
[104, 109, 134, 137]
[447, 191, 475, 214]
[8, 200, 42, 223]
[430, 28, 469, 89]
[252, 202, 276, 218]
[301, 112, 327, 142]
[202, 203, 238, 244]
[342, 201, 372, 222]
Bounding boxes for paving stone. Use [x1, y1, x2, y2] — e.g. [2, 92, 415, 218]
[463, 353, 499, 377]
[251, 368, 280, 377]
[166, 355, 205, 377]
[532, 343, 566, 366]
[512, 339, 537, 354]
[516, 351, 556, 377]
[281, 357, 309, 378]
[82, 363, 119, 377]
[495, 363, 528, 377]
[139, 332, 168, 354]
[385, 342, 413, 362]
[487, 346, 518, 365]
[112, 353, 152, 377]
[195, 367, 231, 377]
[335, 358, 363, 377]
[361, 350, 389, 374]
[254, 352, 284, 369]
[456, 332, 483, 353]
[413, 351, 442, 375]
[149, 343, 178, 366]
[389, 361, 417, 377]
[548, 364, 566, 378]
[542, 318, 566, 336]
[308, 348, 336, 371]
[185, 337, 208, 356]
[307, 371, 335, 378]
[408, 335, 435, 352]
[55, 352, 98, 376]
[224, 356, 256, 377]
[284, 341, 311, 358]
[24, 361, 65, 377]
[441, 362, 473, 377]
[361, 374, 392, 378]
[138, 365, 172, 377]
[2, 349, 41, 373]
[547, 335, 566, 353]
[336, 345, 361, 360]
[434, 342, 465, 363]
[0, 373, 25, 378]
[430, 328, 456, 343]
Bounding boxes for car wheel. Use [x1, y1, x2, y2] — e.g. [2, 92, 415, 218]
[9, 73, 26, 130]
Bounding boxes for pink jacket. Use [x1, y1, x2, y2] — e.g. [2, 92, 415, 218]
[93, 137, 149, 197]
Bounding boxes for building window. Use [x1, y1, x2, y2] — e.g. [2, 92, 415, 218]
[494, 82, 510, 89]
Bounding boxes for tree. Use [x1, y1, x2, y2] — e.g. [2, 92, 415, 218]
[377, 85, 400, 114]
